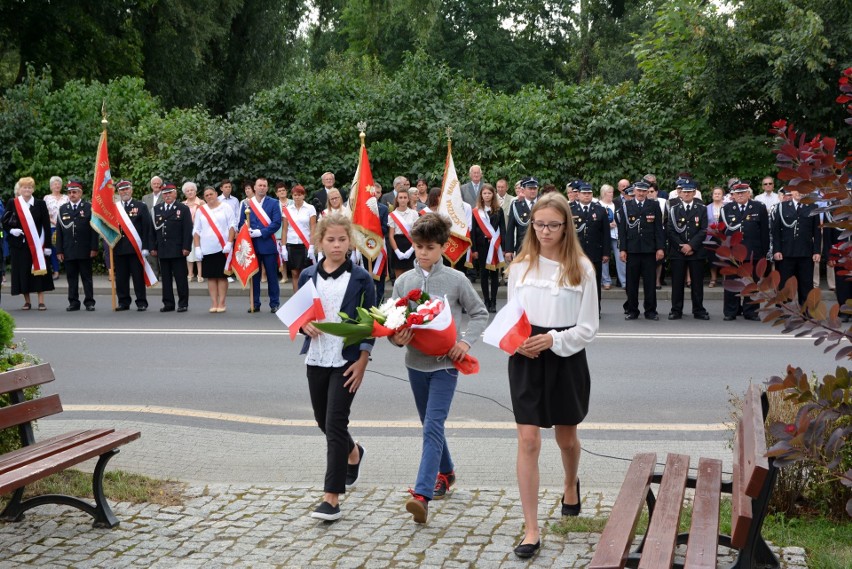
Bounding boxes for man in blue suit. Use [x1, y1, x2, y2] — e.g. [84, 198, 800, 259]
[239, 177, 282, 312]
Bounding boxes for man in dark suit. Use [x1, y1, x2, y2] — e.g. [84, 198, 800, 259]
[55, 179, 99, 312]
[460, 165, 484, 207]
[772, 187, 821, 305]
[380, 176, 407, 209]
[239, 176, 283, 312]
[114, 179, 154, 311]
[505, 177, 539, 261]
[666, 178, 709, 320]
[311, 172, 348, 213]
[570, 180, 609, 312]
[151, 182, 193, 312]
[722, 181, 770, 320]
[617, 180, 665, 320]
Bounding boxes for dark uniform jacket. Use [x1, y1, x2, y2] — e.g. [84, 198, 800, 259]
[114, 199, 154, 255]
[770, 201, 821, 258]
[666, 201, 708, 260]
[616, 199, 665, 254]
[506, 198, 534, 253]
[55, 201, 99, 260]
[152, 202, 193, 258]
[570, 201, 610, 261]
[721, 200, 769, 260]
[2, 198, 50, 251]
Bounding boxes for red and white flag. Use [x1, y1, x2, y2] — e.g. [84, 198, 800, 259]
[437, 143, 471, 265]
[483, 297, 532, 355]
[228, 224, 259, 288]
[349, 133, 384, 261]
[277, 279, 326, 341]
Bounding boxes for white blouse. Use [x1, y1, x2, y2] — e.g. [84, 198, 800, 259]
[507, 255, 599, 357]
[389, 208, 419, 235]
[284, 203, 316, 245]
[193, 204, 237, 254]
[44, 194, 68, 227]
[305, 271, 351, 368]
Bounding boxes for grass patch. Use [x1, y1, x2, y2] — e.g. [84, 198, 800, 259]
[549, 515, 608, 535]
[0, 469, 185, 507]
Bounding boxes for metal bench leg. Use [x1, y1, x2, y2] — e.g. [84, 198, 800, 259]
[91, 449, 120, 528]
[0, 487, 27, 522]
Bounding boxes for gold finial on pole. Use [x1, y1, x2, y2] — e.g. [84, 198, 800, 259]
[357, 121, 367, 146]
[101, 100, 108, 128]
[446, 126, 453, 153]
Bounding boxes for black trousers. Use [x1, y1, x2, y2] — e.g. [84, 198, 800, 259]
[114, 253, 147, 308]
[307, 364, 357, 494]
[625, 252, 657, 316]
[590, 258, 603, 313]
[160, 256, 189, 309]
[479, 266, 499, 305]
[670, 257, 706, 315]
[65, 258, 94, 308]
[778, 257, 814, 305]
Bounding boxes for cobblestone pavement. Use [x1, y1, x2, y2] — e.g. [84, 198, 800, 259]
[0, 483, 808, 568]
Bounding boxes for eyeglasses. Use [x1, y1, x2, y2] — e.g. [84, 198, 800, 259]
[532, 221, 565, 232]
[762, 182, 774, 186]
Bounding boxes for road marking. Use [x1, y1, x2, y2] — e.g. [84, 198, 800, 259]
[63, 404, 728, 431]
[16, 328, 810, 341]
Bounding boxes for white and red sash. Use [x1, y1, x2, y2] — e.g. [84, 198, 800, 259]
[281, 204, 312, 249]
[474, 208, 504, 270]
[248, 197, 282, 266]
[13, 196, 47, 275]
[371, 244, 387, 280]
[116, 201, 158, 286]
[199, 204, 233, 268]
[389, 210, 413, 242]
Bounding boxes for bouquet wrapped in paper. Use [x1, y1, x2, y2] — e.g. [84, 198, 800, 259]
[313, 289, 479, 374]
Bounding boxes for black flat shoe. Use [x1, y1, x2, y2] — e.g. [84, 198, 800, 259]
[137, 306, 147, 312]
[85, 306, 96, 312]
[160, 306, 174, 313]
[723, 315, 735, 321]
[115, 306, 129, 311]
[513, 540, 540, 559]
[645, 313, 659, 321]
[177, 306, 188, 313]
[625, 314, 639, 320]
[561, 479, 581, 517]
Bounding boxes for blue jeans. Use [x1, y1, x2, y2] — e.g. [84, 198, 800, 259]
[408, 367, 458, 499]
[611, 237, 626, 287]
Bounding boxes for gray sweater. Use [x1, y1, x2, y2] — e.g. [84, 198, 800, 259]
[391, 260, 489, 372]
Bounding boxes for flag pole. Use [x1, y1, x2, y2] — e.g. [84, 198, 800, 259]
[245, 205, 254, 312]
[101, 101, 118, 312]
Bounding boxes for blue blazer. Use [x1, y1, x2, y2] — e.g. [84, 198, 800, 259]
[238, 196, 282, 255]
[298, 262, 377, 363]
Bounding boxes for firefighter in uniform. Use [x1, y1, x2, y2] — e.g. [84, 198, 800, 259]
[570, 180, 609, 313]
[151, 181, 193, 312]
[666, 178, 709, 320]
[55, 178, 99, 311]
[771, 187, 821, 305]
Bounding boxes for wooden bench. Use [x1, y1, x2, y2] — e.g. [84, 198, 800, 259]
[0, 363, 140, 528]
[590, 385, 779, 569]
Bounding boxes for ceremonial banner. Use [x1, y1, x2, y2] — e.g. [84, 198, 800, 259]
[349, 134, 383, 261]
[229, 224, 259, 288]
[437, 145, 471, 264]
[89, 130, 122, 247]
[277, 279, 326, 341]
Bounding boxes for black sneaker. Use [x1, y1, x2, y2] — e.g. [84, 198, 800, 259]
[345, 443, 364, 489]
[405, 491, 428, 524]
[310, 501, 341, 521]
[432, 471, 455, 500]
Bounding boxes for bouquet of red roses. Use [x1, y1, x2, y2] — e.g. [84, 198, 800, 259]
[313, 289, 479, 374]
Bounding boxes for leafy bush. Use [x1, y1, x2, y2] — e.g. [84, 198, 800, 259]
[0, 309, 42, 455]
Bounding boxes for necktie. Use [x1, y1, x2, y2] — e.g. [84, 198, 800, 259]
[740, 206, 745, 213]
[685, 204, 690, 213]
[583, 206, 588, 214]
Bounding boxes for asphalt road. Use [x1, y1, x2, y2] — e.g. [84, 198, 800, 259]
[10, 292, 829, 430]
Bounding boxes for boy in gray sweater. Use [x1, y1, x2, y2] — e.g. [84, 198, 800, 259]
[391, 214, 488, 523]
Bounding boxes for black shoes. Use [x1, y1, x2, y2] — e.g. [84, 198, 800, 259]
[270, 305, 280, 313]
[645, 312, 659, 321]
[137, 305, 147, 312]
[513, 540, 541, 559]
[345, 444, 364, 489]
[486, 302, 497, 314]
[433, 471, 455, 500]
[406, 491, 428, 523]
[667, 312, 682, 320]
[625, 313, 639, 320]
[562, 479, 581, 516]
[177, 307, 188, 313]
[694, 313, 710, 320]
[66, 305, 80, 312]
[310, 501, 341, 521]
[723, 315, 736, 321]
[160, 306, 174, 313]
[248, 307, 260, 313]
[744, 314, 760, 321]
[115, 306, 129, 311]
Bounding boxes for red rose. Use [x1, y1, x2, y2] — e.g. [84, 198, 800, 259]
[843, 67, 852, 77]
[408, 313, 424, 325]
[772, 119, 787, 129]
[396, 298, 408, 307]
[407, 289, 423, 301]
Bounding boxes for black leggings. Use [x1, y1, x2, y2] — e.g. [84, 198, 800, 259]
[480, 266, 499, 305]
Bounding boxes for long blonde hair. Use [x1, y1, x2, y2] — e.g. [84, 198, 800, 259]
[512, 192, 587, 287]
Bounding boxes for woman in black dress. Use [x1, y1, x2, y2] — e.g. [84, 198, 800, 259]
[2, 177, 55, 310]
[471, 183, 506, 313]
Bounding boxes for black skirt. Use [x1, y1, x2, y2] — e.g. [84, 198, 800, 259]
[9, 247, 55, 296]
[201, 251, 228, 279]
[286, 243, 313, 271]
[392, 234, 414, 271]
[508, 325, 591, 428]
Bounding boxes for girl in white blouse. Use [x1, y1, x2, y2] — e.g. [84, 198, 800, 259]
[506, 192, 599, 559]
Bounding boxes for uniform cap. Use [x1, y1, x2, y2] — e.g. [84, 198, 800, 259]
[161, 181, 177, 192]
[632, 180, 650, 191]
[730, 182, 751, 193]
[116, 180, 133, 191]
[519, 176, 539, 189]
[676, 177, 697, 191]
[65, 179, 83, 191]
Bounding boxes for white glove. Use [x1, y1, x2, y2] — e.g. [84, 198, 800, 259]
[351, 249, 362, 266]
[194, 247, 204, 260]
[142, 249, 149, 257]
[394, 249, 405, 260]
[9, 229, 22, 237]
[307, 245, 315, 260]
[280, 246, 288, 262]
[403, 248, 415, 259]
[43, 248, 52, 256]
[249, 229, 262, 238]
[223, 242, 232, 254]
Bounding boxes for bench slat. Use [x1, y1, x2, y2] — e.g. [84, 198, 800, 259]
[742, 384, 769, 497]
[685, 457, 722, 569]
[0, 429, 114, 475]
[0, 394, 63, 431]
[731, 422, 752, 549]
[0, 363, 55, 395]
[589, 452, 657, 569]
[0, 430, 141, 495]
[638, 453, 690, 569]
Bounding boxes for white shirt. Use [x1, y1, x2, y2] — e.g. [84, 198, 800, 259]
[507, 256, 598, 357]
[754, 192, 781, 211]
[389, 208, 419, 235]
[600, 201, 617, 239]
[284, 203, 317, 245]
[305, 271, 351, 368]
[218, 194, 240, 220]
[193, 204, 237, 254]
